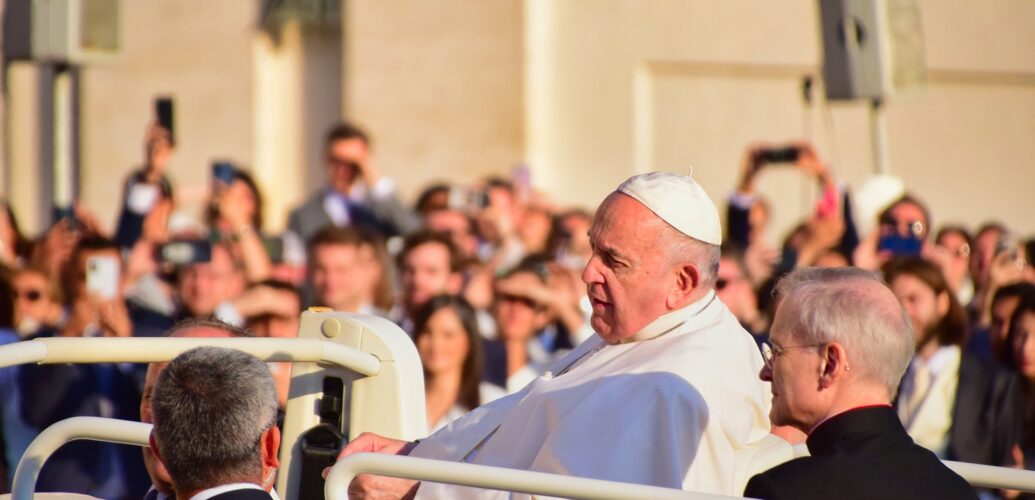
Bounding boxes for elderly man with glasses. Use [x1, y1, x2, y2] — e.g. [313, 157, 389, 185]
[745, 267, 976, 500]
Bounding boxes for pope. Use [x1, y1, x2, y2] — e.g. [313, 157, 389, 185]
[334, 172, 772, 498]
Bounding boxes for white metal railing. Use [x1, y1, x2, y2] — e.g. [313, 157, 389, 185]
[324, 453, 742, 500]
[944, 460, 1035, 492]
[324, 452, 1035, 500]
[11, 417, 151, 500]
[0, 337, 381, 375]
[13, 419, 1035, 500]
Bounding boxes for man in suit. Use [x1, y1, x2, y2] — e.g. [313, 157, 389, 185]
[287, 121, 419, 243]
[150, 346, 280, 499]
[744, 267, 976, 500]
[140, 319, 256, 500]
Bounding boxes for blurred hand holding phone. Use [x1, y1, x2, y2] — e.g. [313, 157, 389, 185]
[157, 239, 213, 266]
[877, 217, 925, 258]
[86, 256, 120, 300]
[155, 97, 175, 142]
[447, 186, 489, 213]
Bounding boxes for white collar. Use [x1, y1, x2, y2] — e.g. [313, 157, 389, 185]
[621, 290, 718, 343]
[911, 345, 961, 378]
[190, 483, 267, 500]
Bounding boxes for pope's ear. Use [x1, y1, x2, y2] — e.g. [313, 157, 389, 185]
[669, 262, 700, 306]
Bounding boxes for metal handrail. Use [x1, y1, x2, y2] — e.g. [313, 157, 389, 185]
[0, 337, 381, 375]
[324, 453, 741, 500]
[11, 417, 152, 500]
[324, 453, 1035, 500]
[944, 460, 1035, 492]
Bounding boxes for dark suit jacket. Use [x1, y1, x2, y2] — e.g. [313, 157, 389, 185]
[744, 406, 976, 500]
[891, 352, 1023, 467]
[205, 487, 274, 500]
[947, 353, 1024, 466]
[18, 328, 152, 499]
[287, 189, 419, 243]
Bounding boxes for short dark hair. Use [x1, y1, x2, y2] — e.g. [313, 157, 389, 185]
[882, 257, 968, 348]
[935, 225, 972, 249]
[992, 282, 1035, 308]
[414, 183, 452, 215]
[325, 121, 370, 149]
[152, 347, 277, 493]
[397, 230, 463, 274]
[308, 226, 365, 255]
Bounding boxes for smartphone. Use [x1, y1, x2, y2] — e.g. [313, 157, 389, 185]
[157, 239, 213, 266]
[447, 187, 489, 212]
[262, 235, 284, 263]
[995, 233, 1020, 261]
[155, 97, 175, 142]
[212, 161, 236, 186]
[878, 233, 923, 257]
[53, 205, 79, 230]
[86, 255, 120, 300]
[756, 147, 800, 165]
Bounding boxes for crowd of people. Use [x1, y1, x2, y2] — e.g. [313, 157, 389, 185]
[0, 117, 1031, 499]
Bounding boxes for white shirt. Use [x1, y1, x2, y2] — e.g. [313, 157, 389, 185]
[897, 345, 962, 457]
[410, 291, 771, 498]
[190, 483, 269, 500]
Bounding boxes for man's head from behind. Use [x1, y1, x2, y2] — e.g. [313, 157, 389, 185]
[762, 267, 914, 433]
[581, 172, 719, 343]
[141, 320, 255, 494]
[150, 346, 279, 496]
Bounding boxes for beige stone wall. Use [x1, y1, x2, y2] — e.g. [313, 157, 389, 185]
[343, 0, 526, 202]
[522, 0, 1035, 241]
[76, 0, 258, 232]
[7, 0, 1034, 240]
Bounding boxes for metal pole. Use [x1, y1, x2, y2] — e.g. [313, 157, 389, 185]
[869, 97, 890, 175]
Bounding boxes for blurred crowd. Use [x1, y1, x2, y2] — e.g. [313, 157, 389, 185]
[0, 118, 1032, 498]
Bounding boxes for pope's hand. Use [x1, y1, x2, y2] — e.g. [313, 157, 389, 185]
[324, 432, 419, 500]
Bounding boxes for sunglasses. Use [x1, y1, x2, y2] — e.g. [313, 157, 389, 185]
[15, 289, 42, 302]
[497, 292, 539, 309]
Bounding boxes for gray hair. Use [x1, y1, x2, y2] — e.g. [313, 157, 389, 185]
[774, 267, 915, 396]
[152, 346, 278, 493]
[165, 317, 255, 338]
[656, 218, 720, 289]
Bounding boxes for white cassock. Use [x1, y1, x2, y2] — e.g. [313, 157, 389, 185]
[410, 290, 771, 498]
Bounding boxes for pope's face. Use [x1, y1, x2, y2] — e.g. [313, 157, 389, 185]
[581, 193, 674, 343]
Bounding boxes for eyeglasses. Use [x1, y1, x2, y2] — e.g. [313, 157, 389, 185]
[760, 340, 825, 370]
[14, 289, 42, 302]
[327, 156, 360, 170]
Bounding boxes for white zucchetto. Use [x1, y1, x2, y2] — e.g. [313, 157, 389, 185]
[616, 171, 722, 245]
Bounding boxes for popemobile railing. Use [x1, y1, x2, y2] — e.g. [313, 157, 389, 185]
[0, 309, 428, 500]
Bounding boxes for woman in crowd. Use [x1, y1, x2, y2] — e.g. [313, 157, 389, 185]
[412, 295, 505, 432]
[1006, 295, 1035, 480]
[205, 166, 273, 284]
[884, 257, 1024, 473]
